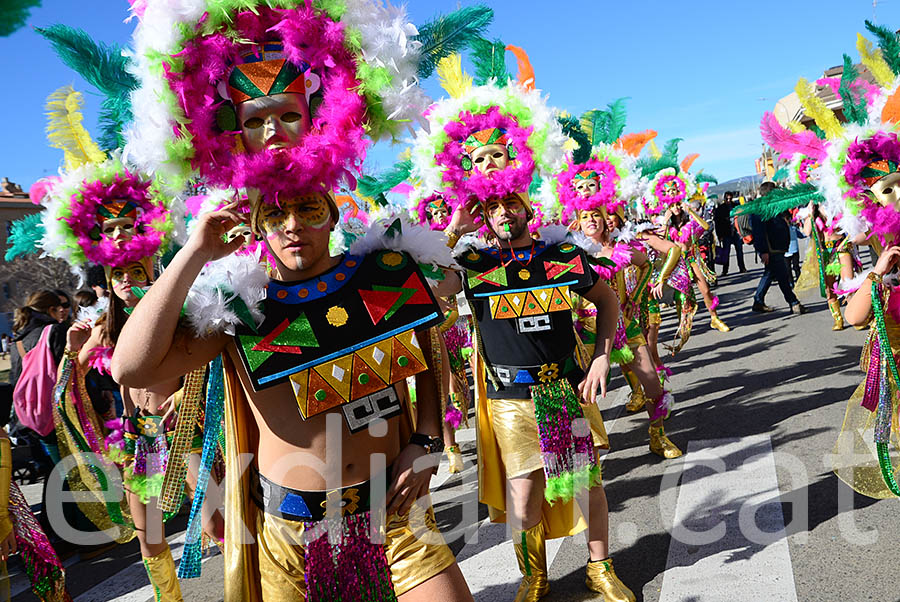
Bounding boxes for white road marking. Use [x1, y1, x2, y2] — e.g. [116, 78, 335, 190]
[658, 436, 798, 602]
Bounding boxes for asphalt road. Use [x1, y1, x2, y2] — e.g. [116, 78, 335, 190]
[13, 245, 899, 602]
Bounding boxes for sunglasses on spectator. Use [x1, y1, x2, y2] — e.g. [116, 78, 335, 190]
[58, 302, 70, 309]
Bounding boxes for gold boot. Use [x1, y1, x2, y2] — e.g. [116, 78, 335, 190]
[710, 315, 730, 332]
[829, 299, 844, 331]
[446, 445, 463, 474]
[649, 425, 683, 459]
[512, 522, 550, 602]
[143, 547, 184, 602]
[622, 370, 645, 412]
[585, 558, 636, 602]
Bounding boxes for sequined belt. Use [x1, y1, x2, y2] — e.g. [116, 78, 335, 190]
[250, 464, 393, 523]
[491, 353, 579, 387]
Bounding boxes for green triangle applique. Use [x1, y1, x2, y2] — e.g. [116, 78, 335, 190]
[239, 335, 271, 371]
[271, 313, 319, 348]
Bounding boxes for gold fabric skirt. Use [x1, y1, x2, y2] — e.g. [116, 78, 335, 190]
[489, 395, 608, 480]
[255, 502, 456, 600]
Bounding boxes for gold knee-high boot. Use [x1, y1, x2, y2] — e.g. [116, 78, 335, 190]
[622, 369, 645, 412]
[143, 547, 184, 602]
[828, 298, 844, 331]
[585, 557, 636, 601]
[513, 522, 550, 602]
[446, 445, 464, 474]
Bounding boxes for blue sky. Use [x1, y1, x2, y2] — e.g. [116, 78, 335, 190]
[2, 0, 899, 192]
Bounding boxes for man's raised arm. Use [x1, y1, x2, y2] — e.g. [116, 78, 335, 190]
[111, 205, 246, 387]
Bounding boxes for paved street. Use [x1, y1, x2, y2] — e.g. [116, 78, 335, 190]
[10, 246, 899, 602]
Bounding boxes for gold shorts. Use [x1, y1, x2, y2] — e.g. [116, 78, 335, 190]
[490, 396, 607, 479]
[255, 503, 456, 601]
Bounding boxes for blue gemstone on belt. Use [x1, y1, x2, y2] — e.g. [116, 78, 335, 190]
[279, 492, 313, 519]
[514, 370, 535, 384]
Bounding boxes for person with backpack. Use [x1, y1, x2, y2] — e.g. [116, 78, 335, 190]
[8, 290, 70, 474]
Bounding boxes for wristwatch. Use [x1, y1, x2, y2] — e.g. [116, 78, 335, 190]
[409, 433, 444, 454]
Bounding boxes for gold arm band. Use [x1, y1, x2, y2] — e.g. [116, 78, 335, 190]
[686, 207, 710, 231]
[657, 246, 683, 285]
[446, 231, 461, 249]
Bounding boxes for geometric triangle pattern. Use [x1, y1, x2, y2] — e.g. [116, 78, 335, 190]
[469, 265, 508, 289]
[544, 260, 575, 280]
[287, 328, 431, 420]
[359, 289, 403, 325]
[485, 286, 575, 320]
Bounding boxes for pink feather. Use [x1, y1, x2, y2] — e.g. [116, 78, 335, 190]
[759, 112, 826, 161]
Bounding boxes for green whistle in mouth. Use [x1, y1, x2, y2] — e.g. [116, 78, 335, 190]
[504, 223, 510, 232]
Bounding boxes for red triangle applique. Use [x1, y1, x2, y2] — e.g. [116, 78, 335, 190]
[401, 272, 433, 304]
[544, 260, 574, 280]
[360, 289, 403, 325]
[567, 255, 585, 274]
[253, 319, 304, 355]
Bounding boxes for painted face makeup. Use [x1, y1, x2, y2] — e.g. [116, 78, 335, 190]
[485, 195, 528, 241]
[259, 194, 331, 238]
[237, 92, 312, 153]
[470, 143, 510, 176]
[110, 263, 150, 286]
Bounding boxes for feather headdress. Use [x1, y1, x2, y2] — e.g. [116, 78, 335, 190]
[126, 0, 494, 198]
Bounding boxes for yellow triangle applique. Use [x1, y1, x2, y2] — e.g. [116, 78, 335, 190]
[358, 339, 394, 384]
[313, 355, 354, 402]
[289, 370, 309, 418]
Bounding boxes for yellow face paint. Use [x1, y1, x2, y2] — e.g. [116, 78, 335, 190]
[259, 194, 331, 238]
[110, 263, 149, 285]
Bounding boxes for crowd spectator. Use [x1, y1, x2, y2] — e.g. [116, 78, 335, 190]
[74, 289, 98, 310]
[750, 182, 806, 314]
[0, 334, 8, 360]
[714, 191, 747, 275]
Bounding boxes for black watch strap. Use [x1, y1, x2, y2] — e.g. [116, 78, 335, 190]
[409, 432, 443, 454]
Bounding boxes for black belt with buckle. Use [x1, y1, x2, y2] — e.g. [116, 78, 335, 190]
[490, 353, 580, 387]
[250, 465, 393, 523]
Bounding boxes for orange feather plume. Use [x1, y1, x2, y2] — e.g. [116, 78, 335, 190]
[614, 129, 658, 156]
[882, 86, 900, 126]
[681, 153, 700, 173]
[505, 45, 535, 90]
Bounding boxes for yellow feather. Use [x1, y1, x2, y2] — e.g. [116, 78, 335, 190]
[648, 139, 662, 160]
[857, 33, 895, 88]
[786, 121, 806, 133]
[437, 54, 472, 99]
[45, 85, 105, 171]
[795, 78, 843, 140]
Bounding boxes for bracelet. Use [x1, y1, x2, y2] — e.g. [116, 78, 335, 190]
[868, 271, 884, 285]
[63, 348, 79, 360]
[446, 231, 461, 249]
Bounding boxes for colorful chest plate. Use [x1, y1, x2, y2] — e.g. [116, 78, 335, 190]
[457, 242, 594, 321]
[234, 252, 442, 420]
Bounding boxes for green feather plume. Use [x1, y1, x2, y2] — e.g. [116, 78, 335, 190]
[414, 5, 493, 80]
[808, 123, 826, 140]
[5, 213, 45, 261]
[637, 138, 682, 178]
[469, 36, 509, 86]
[695, 173, 718, 185]
[661, 138, 683, 163]
[0, 0, 40, 37]
[557, 115, 591, 165]
[579, 98, 629, 147]
[865, 20, 900, 76]
[636, 154, 678, 178]
[357, 159, 413, 205]
[730, 183, 822, 221]
[36, 25, 139, 151]
[772, 166, 789, 182]
[838, 54, 868, 125]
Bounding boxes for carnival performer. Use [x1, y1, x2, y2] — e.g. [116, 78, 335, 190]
[416, 193, 473, 474]
[638, 160, 700, 356]
[792, 20, 900, 499]
[543, 142, 681, 459]
[800, 202, 858, 329]
[0, 424, 71, 600]
[411, 47, 637, 599]
[664, 191, 730, 332]
[117, 1, 487, 599]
